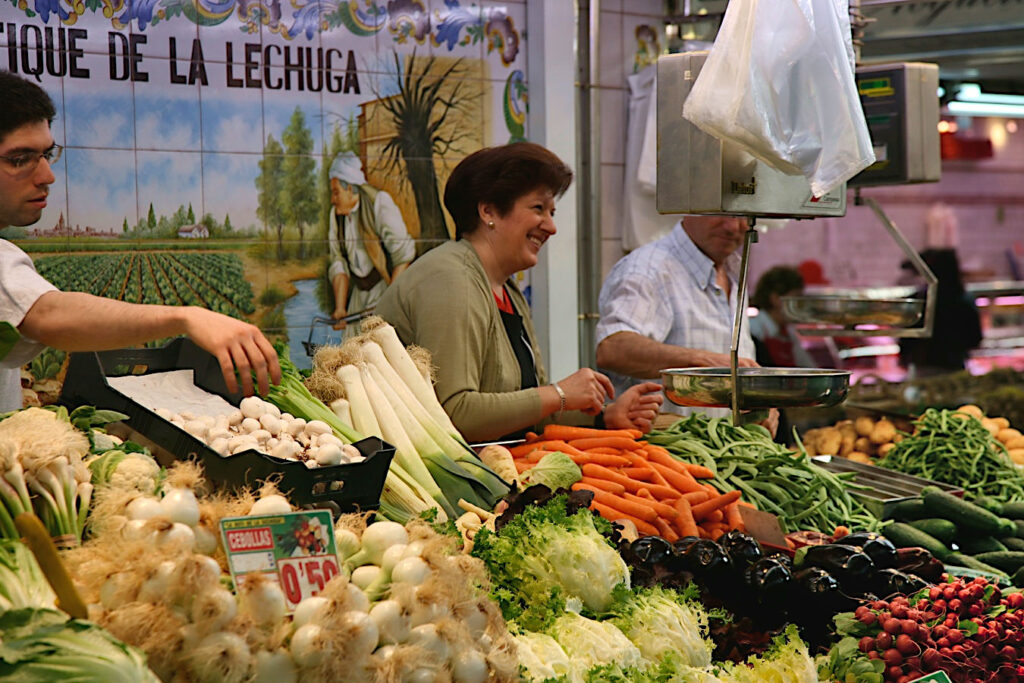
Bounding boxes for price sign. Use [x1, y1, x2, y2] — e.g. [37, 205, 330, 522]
[220, 510, 338, 612]
[909, 672, 952, 683]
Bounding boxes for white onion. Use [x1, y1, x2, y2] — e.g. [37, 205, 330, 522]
[346, 582, 370, 613]
[122, 518, 155, 542]
[99, 572, 137, 610]
[369, 600, 409, 645]
[253, 649, 297, 683]
[137, 560, 178, 603]
[407, 623, 448, 662]
[451, 649, 489, 683]
[379, 544, 408, 574]
[190, 631, 252, 683]
[456, 601, 489, 640]
[401, 668, 438, 683]
[156, 522, 196, 550]
[291, 596, 329, 630]
[191, 587, 238, 632]
[126, 496, 163, 521]
[160, 487, 200, 527]
[194, 525, 219, 555]
[249, 495, 292, 516]
[350, 565, 381, 591]
[239, 576, 287, 626]
[338, 610, 379, 659]
[290, 623, 324, 668]
[391, 557, 430, 586]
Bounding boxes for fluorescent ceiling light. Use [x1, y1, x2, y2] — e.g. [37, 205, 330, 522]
[946, 100, 1024, 119]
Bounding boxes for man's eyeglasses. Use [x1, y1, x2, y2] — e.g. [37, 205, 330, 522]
[0, 144, 63, 174]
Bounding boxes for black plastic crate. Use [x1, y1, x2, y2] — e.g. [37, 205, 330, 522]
[59, 338, 393, 511]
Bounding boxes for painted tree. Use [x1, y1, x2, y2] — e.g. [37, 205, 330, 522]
[187, 204, 196, 223]
[378, 50, 477, 257]
[224, 214, 233, 233]
[122, 218, 128, 233]
[281, 108, 318, 260]
[256, 135, 287, 261]
[147, 203, 156, 230]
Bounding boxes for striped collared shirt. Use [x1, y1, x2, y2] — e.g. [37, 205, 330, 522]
[596, 222, 754, 416]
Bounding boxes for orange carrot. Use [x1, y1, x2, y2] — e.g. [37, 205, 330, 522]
[622, 491, 678, 519]
[737, 500, 757, 509]
[622, 466, 657, 481]
[580, 464, 679, 498]
[654, 518, 680, 542]
[682, 491, 709, 504]
[709, 526, 727, 541]
[590, 502, 659, 536]
[567, 453, 632, 468]
[514, 460, 533, 473]
[672, 497, 699, 538]
[642, 445, 703, 479]
[587, 447, 626, 455]
[578, 477, 626, 495]
[510, 443, 540, 457]
[697, 526, 710, 539]
[577, 487, 659, 522]
[684, 463, 716, 479]
[724, 501, 745, 532]
[691, 490, 742, 522]
[569, 436, 643, 452]
[542, 424, 642, 441]
[704, 509, 724, 524]
[647, 460, 703, 494]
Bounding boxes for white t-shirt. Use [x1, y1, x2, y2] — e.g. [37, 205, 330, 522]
[0, 239, 56, 412]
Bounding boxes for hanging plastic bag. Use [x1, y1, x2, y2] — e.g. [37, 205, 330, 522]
[681, 0, 875, 197]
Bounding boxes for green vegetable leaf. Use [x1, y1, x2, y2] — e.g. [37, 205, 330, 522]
[958, 620, 980, 636]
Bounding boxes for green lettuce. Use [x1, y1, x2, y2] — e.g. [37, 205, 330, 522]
[471, 494, 630, 630]
[0, 540, 56, 614]
[717, 625, 819, 683]
[521, 452, 582, 491]
[548, 612, 643, 677]
[513, 631, 574, 682]
[610, 585, 713, 669]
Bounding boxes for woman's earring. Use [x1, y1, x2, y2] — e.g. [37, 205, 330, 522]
[487, 220, 495, 229]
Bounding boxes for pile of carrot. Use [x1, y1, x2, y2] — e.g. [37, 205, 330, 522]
[511, 424, 750, 542]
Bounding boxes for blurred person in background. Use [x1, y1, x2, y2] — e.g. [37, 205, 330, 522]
[899, 248, 982, 377]
[748, 265, 816, 369]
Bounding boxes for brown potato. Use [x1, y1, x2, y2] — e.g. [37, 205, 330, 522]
[818, 428, 843, 456]
[991, 417, 1011, 431]
[877, 442, 896, 458]
[997, 428, 1022, 445]
[1005, 436, 1024, 451]
[981, 418, 1001, 437]
[957, 404, 984, 418]
[854, 437, 873, 454]
[847, 452, 873, 464]
[870, 419, 897, 445]
[1008, 449, 1024, 466]
[854, 416, 875, 437]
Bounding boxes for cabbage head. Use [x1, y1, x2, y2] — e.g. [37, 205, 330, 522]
[610, 585, 713, 669]
[520, 452, 582, 491]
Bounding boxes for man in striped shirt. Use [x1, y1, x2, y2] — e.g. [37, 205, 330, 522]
[596, 216, 758, 417]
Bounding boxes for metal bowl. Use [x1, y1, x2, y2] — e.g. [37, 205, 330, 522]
[781, 295, 923, 328]
[661, 367, 851, 409]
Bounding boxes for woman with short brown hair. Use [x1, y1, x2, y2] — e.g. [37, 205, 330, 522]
[376, 143, 662, 442]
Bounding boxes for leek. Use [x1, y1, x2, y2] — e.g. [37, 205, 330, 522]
[335, 365, 382, 439]
[266, 352, 364, 444]
[358, 365, 454, 520]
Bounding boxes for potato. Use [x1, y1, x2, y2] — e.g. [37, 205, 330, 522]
[818, 428, 843, 456]
[870, 419, 897, 445]
[854, 437, 873, 454]
[992, 417, 1011, 431]
[1006, 436, 1024, 451]
[854, 416, 875, 437]
[893, 434, 904, 443]
[877, 442, 896, 458]
[997, 428, 1022, 445]
[847, 452, 873, 465]
[1009, 449, 1024, 466]
[980, 418, 1001, 437]
[957, 404, 984, 418]
[840, 433, 857, 457]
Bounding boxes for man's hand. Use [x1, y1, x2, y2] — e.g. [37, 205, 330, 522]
[331, 306, 348, 330]
[759, 408, 780, 439]
[604, 381, 664, 433]
[693, 350, 759, 368]
[181, 308, 282, 396]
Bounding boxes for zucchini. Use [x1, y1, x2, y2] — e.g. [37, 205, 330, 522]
[883, 522, 951, 561]
[887, 499, 931, 521]
[973, 496, 1004, 516]
[1012, 565, 1024, 587]
[1002, 537, 1024, 552]
[921, 487, 1013, 537]
[974, 551, 1024, 574]
[1000, 502, 1024, 519]
[1016, 519, 1024, 540]
[945, 552, 1009, 580]
[956, 536, 1008, 555]
[908, 518, 957, 545]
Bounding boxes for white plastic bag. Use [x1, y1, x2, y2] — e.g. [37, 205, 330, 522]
[681, 0, 875, 197]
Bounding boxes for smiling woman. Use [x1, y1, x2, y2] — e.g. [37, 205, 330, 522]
[375, 143, 663, 442]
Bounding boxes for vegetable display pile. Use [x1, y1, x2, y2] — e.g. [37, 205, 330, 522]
[877, 408, 1024, 503]
[510, 424, 748, 542]
[303, 320, 511, 523]
[819, 576, 1024, 683]
[470, 489, 819, 682]
[802, 415, 902, 464]
[647, 415, 879, 533]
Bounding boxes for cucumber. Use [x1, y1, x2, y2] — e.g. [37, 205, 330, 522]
[922, 487, 1009, 536]
[1016, 520, 1024, 540]
[1012, 566, 1024, 587]
[1002, 537, 1024, 552]
[887, 499, 931, 521]
[883, 522, 951, 561]
[945, 552, 1010, 580]
[1001, 502, 1024, 519]
[974, 551, 1024, 574]
[956, 536, 1008, 555]
[908, 518, 957, 545]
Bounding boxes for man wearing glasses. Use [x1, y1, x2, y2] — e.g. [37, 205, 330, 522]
[0, 71, 281, 412]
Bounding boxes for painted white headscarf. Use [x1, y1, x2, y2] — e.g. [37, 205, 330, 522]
[329, 152, 367, 186]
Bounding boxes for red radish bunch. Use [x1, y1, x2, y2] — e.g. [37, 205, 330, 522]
[845, 577, 1024, 682]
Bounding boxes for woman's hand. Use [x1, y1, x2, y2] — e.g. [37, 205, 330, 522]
[604, 382, 664, 433]
[555, 368, 615, 416]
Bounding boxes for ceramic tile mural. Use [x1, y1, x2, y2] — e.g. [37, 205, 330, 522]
[1, 0, 528, 369]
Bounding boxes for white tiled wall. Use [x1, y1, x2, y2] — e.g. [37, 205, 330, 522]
[596, 11, 1024, 288]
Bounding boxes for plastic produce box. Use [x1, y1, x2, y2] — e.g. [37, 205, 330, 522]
[59, 338, 393, 511]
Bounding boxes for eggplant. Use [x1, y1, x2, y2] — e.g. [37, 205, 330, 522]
[764, 553, 793, 571]
[877, 568, 930, 596]
[792, 567, 840, 598]
[626, 536, 673, 568]
[794, 544, 876, 591]
[894, 546, 945, 583]
[719, 531, 763, 569]
[681, 539, 732, 578]
[840, 534, 898, 569]
[744, 557, 792, 594]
